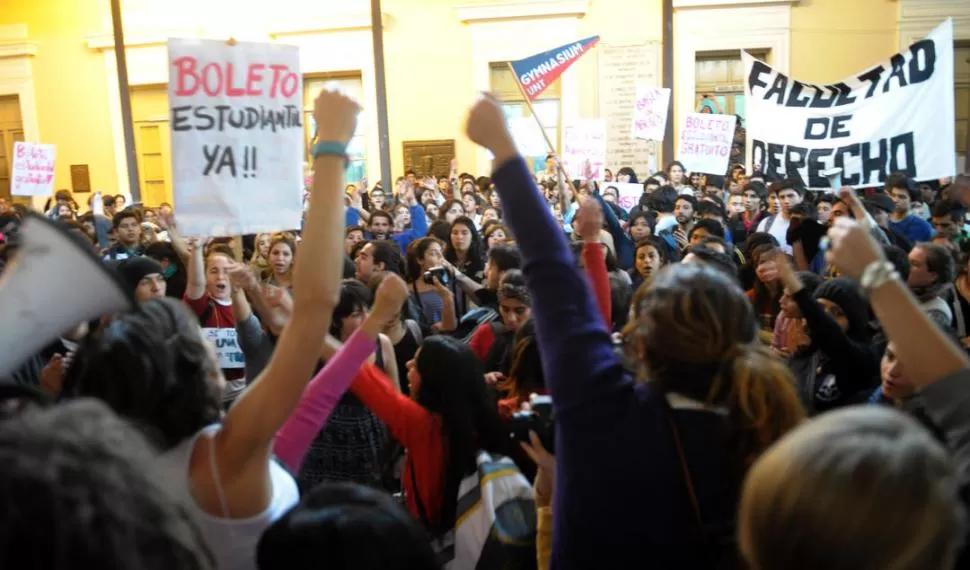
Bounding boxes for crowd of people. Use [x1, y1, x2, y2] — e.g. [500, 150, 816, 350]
[1, 88, 970, 570]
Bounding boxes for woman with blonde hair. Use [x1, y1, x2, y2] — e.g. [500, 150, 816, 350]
[464, 93, 805, 569]
[739, 406, 965, 570]
[250, 232, 273, 280]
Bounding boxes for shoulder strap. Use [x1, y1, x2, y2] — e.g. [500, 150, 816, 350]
[198, 300, 215, 327]
[763, 214, 777, 233]
[405, 319, 423, 345]
[667, 413, 704, 528]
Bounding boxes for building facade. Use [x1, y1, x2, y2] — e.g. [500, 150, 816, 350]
[0, 0, 967, 207]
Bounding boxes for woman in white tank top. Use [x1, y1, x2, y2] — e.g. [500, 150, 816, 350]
[60, 90, 361, 570]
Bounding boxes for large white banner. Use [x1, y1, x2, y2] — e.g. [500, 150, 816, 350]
[743, 19, 955, 189]
[168, 38, 304, 237]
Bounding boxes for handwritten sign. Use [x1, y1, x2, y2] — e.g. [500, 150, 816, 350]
[202, 327, 245, 369]
[168, 38, 304, 237]
[678, 113, 737, 175]
[11, 142, 56, 197]
[563, 119, 606, 180]
[607, 182, 643, 212]
[631, 86, 670, 142]
[598, 43, 661, 178]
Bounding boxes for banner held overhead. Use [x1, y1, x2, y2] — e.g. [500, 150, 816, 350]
[743, 19, 955, 189]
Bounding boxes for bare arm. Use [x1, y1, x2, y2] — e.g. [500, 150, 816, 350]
[185, 238, 206, 301]
[825, 214, 969, 387]
[213, 89, 359, 481]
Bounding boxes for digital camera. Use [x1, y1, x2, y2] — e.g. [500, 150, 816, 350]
[509, 394, 555, 453]
[422, 266, 451, 286]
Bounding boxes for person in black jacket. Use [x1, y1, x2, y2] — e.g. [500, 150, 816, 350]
[770, 251, 880, 415]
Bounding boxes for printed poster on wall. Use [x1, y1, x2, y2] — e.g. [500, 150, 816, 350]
[167, 38, 304, 237]
[742, 19, 955, 189]
[562, 119, 606, 180]
[11, 142, 56, 197]
[677, 113, 737, 175]
[631, 86, 670, 142]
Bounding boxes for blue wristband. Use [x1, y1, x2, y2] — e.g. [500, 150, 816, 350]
[311, 141, 349, 167]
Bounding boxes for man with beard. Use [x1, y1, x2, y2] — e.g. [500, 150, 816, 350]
[659, 194, 696, 253]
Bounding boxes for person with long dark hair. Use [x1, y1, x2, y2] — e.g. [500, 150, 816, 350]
[445, 216, 485, 282]
[464, 94, 804, 568]
[347, 336, 535, 566]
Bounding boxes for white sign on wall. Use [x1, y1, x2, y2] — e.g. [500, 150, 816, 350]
[743, 19, 955, 188]
[167, 38, 304, 237]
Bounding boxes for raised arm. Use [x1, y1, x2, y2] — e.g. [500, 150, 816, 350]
[214, 89, 357, 479]
[271, 274, 409, 472]
[577, 198, 612, 328]
[463, 95, 623, 413]
[825, 215, 970, 387]
[184, 238, 206, 301]
[594, 193, 633, 270]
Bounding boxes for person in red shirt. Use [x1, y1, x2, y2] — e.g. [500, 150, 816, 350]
[184, 240, 244, 407]
[348, 336, 512, 538]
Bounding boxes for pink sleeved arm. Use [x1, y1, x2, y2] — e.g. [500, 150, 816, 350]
[272, 329, 376, 473]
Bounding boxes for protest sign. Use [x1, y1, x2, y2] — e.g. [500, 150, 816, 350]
[167, 38, 304, 237]
[742, 19, 955, 188]
[510, 36, 600, 101]
[11, 142, 56, 197]
[631, 86, 670, 141]
[607, 182, 643, 212]
[202, 327, 245, 369]
[563, 119, 606, 180]
[677, 113, 737, 175]
[508, 117, 549, 157]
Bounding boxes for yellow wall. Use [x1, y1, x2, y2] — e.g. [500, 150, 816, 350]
[3, 0, 664, 200]
[1, 0, 918, 201]
[790, 0, 897, 82]
[0, 0, 115, 206]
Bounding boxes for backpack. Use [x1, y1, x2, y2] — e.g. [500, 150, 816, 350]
[451, 306, 500, 344]
[418, 452, 537, 570]
[762, 214, 778, 234]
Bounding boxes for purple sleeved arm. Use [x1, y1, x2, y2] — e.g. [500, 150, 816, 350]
[272, 329, 376, 473]
[489, 157, 626, 412]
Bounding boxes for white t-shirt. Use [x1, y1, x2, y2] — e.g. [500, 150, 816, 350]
[756, 214, 792, 254]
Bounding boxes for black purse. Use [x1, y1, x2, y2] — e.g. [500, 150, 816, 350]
[666, 409, 742, 569]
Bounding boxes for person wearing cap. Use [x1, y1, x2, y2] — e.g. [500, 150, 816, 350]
[115, 256, 167, 303]
[886, 174, 935, 244]
[865, 193, 913, 252]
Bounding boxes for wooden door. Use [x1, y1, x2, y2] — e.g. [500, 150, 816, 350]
[130, 86, 173, 207]
[0, 95, 25, 202]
